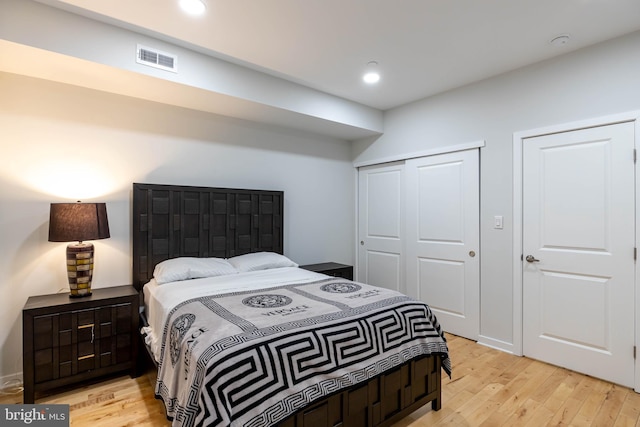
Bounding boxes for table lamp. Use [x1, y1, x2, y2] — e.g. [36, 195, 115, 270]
[48, 202, 110, 297]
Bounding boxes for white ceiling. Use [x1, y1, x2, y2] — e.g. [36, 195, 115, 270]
[30, 0, 640, 111]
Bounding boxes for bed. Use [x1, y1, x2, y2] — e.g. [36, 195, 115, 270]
[132, 183, 450, 427]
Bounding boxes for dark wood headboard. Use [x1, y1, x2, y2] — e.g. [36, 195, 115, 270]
[132, 183, 284, 291]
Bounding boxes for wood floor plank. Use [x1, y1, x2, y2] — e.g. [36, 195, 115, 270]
[614, 392, 640, 426]
[546, 397, 587, 426]
[495, 354, 536, 385]
[542, 371, 582, 414]
[571, 380, 615, 426]
[528, 368, 571, 404]
[464, 386, 505, 425]
[1, 333, 638, 426]
[501, 397, 546, 426]
[438, 382, 504, 425]
[486, 358, 538, 406]
[477, 410, 510, 426]
[591, 386, 627, 426]
[522, 402, 555, 427]
[495, 360, 557, 417]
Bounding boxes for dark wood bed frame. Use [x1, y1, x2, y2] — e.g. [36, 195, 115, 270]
[132, 182, 442, 427]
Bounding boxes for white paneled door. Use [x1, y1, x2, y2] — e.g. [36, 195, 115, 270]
[522, 122, 635, 388]
[405, 150, 480, 340]
[357, 162, 405, 292]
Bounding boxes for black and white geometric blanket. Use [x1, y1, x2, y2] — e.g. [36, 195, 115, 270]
[156, 277, 450, 427]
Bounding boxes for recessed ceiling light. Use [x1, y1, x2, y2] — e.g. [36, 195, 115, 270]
[550, 34, 571, 47]
[363, 61, 380, 84]
[179, 0, 206, 15]
[363, 72, 380, 84]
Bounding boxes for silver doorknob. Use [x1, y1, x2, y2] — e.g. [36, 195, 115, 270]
[360, 241, 364, 245]
[525, 255, 540, 263]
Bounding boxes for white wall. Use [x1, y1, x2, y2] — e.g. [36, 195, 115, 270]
[353, 30, 640, 351]
[0, 72, 355, 380]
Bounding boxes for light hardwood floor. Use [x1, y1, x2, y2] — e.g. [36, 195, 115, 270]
[1, 334, 638, 426]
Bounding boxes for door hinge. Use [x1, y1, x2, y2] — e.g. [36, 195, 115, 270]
[635, 247, 637, 261]
[521, 254, 523, 261]
[635, 149, 637, 164]
[634, 346, 636, 360]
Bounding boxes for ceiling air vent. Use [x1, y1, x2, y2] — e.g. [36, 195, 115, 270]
[136, 44, 178, 73]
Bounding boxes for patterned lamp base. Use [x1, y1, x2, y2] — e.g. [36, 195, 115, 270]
[66, 242, 94, 297]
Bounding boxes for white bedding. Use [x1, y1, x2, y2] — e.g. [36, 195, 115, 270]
[142, 267, 327, 361]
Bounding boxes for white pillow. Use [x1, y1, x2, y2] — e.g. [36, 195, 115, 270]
[227, 252, 298, 272]
[153, 257, 238, 284]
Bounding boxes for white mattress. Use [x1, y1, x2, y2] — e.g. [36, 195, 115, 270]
[142, 267, 327, 361]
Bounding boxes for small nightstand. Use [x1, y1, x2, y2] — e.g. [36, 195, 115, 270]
[300, 262, 353, 280]
[22, 285, 139, 403]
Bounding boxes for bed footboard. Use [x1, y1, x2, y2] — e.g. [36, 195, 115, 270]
[277, 355, 442, 427]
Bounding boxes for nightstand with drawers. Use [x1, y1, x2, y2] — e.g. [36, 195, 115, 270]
[22, 285, 139, 403]
[300, 262, 353, 280]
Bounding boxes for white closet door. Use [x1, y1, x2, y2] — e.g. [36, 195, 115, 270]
[405, 149, 480, 340]
[357, 162, 405, 292]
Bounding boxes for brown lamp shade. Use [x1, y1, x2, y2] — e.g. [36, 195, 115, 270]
[48, 202, 110, 242]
